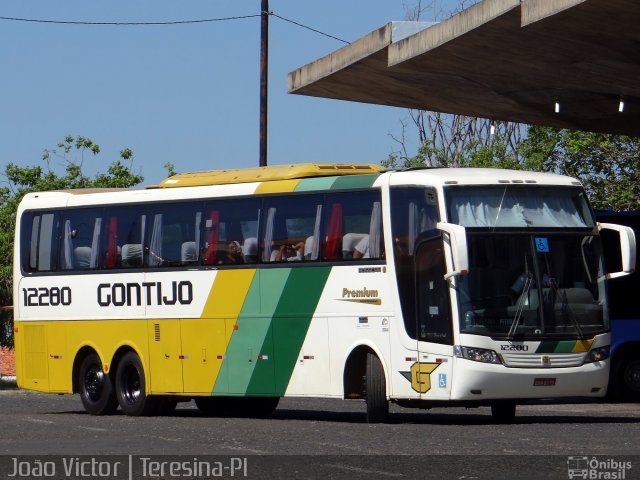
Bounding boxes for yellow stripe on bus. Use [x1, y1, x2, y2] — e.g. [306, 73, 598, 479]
[254, 179, 301, 194]
[572, 338, 594, 353]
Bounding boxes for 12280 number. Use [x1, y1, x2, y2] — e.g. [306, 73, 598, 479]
[22, 287, 72, 306]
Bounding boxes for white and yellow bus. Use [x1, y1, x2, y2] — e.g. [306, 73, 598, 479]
[13, 164, 636, 422]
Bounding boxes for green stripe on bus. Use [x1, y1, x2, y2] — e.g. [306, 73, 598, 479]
[535, 341, 579, 353]
[214, 268, 291, 395]
[554, 341, 577, 353]
[330, 174, 380, 190]
[246, 266, 332, 396]
[535, 341, 559, 354]
[294, 176, 339, 192]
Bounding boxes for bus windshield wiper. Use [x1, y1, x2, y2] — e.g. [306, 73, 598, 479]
[508, 272, 533, 339]
[553, 281, 586, 340]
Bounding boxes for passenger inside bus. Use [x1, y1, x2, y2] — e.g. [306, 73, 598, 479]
[273, 242, 305, 262]
[220, 241, 244, 265]
[352, 235, 370, 259]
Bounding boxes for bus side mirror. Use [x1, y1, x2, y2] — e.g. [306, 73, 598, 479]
[436, 222, 469, 280]
[598, 222, 636, 280]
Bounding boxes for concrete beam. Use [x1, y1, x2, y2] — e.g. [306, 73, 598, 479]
[288, 0, 640, 136]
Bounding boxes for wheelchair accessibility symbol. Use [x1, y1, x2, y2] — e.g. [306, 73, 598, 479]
[535, 237, 549, 253]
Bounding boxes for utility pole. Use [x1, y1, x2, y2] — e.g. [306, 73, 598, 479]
[259, 0, 269, 167]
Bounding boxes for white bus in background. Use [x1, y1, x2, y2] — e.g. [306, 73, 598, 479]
[13, 164, 636, 422]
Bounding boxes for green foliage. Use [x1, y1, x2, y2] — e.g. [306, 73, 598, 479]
[521, 127, 640, 211]
[163, 162, 178, 177]
[0, 135, 143, 347]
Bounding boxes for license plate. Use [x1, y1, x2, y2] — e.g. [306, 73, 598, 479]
[534, 378, 556, 386]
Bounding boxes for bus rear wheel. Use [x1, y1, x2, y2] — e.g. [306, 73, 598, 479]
[115, 352, 157, 416]
[365, 353, 389, 423]
[78, 353, 118, 415]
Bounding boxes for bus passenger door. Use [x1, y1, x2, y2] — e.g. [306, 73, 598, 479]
[148, 320, 183, 394]
[415, 238, 454, 399]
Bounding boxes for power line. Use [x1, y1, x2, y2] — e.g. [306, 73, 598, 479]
[271, 13, 350, 44]
[0, 11, 351, 44]
[0, 14, 261, 26]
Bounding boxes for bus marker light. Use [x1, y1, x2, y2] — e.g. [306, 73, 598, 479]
[233, 325, 239, 330]
[303, 355, 314, 360]
[405, 357, 417, 362]
[258, 355, 269, 360]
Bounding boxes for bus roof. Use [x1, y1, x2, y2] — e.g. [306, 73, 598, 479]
[389, 167, 582, 187]
[148, 163, 386, 189]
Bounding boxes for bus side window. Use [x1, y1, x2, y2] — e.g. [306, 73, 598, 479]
[102, 207, 144, 269]
[263, 194, 323, 263]
[145, 203, 203, 267]
[323, 190, 383, 261]
[59, 209, 102, 270]
[23, 212, 59, 272]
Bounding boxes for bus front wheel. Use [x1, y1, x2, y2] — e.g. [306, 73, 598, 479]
[365, 353, 389, 423]
[78, 353, 118, 415]
[115, 352, 156, 416]
[614, 356, 640, 402]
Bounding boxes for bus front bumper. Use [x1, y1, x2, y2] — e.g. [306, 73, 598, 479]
[450, 358, 609, 400]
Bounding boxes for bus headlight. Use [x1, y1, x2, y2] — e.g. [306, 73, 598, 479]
[586, 346, 610, 363]
[454, 345, 502, 364]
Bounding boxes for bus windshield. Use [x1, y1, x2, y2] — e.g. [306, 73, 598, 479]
[456, 233, 609, 339]
[447, 185, 594, 229]
[447, 185, 607, 339]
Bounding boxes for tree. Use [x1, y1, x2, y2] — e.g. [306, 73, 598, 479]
[387, 1, 528, 171]
[0, 135, 143, 347]
[389, 1, 640, 213]
[521, 127, 640, 211]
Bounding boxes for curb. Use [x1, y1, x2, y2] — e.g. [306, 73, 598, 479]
[0, 375, 17, 390]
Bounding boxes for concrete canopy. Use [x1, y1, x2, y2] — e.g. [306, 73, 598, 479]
[288, 0, 640, 136]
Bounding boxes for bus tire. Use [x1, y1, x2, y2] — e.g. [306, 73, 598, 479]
[115, 352, 156, 416]
[616, 356, 640, 402]
[365, 352, 389, 423]
[78, 353, 118, 415]
[491, 401, 516, 424]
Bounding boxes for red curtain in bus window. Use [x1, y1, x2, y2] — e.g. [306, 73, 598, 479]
[205, 210, 220, 265]
[325, 203, 342, 260]
[106, 216, 118, 269]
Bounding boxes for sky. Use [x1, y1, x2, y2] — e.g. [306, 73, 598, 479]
[0, 1, 460, 187]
